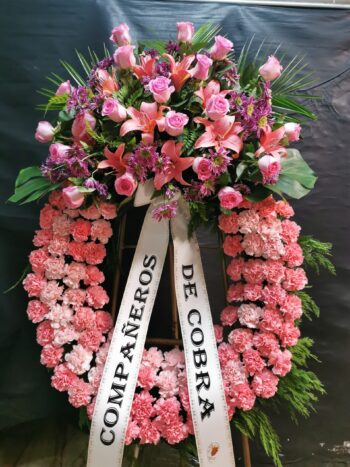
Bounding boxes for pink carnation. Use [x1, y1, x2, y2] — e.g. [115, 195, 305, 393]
[223, 234, 243, 257]
[243, 283, 263, 301]
[279, 321, 300, 347]
[138, 421, 161, 445]
[242, 259, 265, 284]
[143, 347, 164, 369]
[156, 370, 179, 398]
[79, 204, 101, 220]
[40, 280, 63, 305]
[88, 366, 104, 393]
[63, 262, 86, 288]
[68, 379, 92, 408]
[253, 331, 279, 357]
[138, 365, 158, 390]
[84, 242, 106, 265]
[228, 328, 254, 353]
[73, 306, 96, 331]
[283, 268, 308, 291]
[33, 229, 53, 248]
[226, 258, 244, 281]
[220, 305, 238, 326]
[261, 236, 285, 260]
[222, 359, 246, 387]
[52, 214, 72, 237]
[79, 329, 105, 352]
[45, 257, 65, 280]
[262, 284, 287, 306]
[282, 243, 304, 267]
[49, 190, 66, 210]
[256, 197, 276, 217]
[48, 237, 69, 256]
[65, 344, 93, 375]
[162, 419, 188, 445]
[39, 204, 59, 230]
[218, 212, 239, 234]
[40, 344, 64, 368]
[63, 288, 86, 307]
[243, 349, 266, 375]
[227, 283, 244, 302]
[252, 369, 279, 398]
[162, 348, 185, 370]
[23, 273, 46, 297]
[125, 419, 140, 445]
[68, 241, 86, 262]
[47, 303, 73, 329]
[281, 219, 301, 243]
[36, 320, 54, 346]
[264, 259, 285, 284]
[99, 202, 117, 220]
[131, 391, 156, 423]
[29, 249, 49, 274]
[51, 363, 78, 392]
[53, 324, 79, 346]
[86, 285, 109, 309]
[214, 324, 223, 343]
[237, 303, 263, 329]
[242, 232, 264, 257]
[26, 300, 49, 323]
[95, 311, 113, 333]
[70, 219, 91, 242]
[218, 342, 239, 366]
[91, 219, 113, 244]
[230, 382, 256, 411]
[84, 265, 105, 286]
[238, 210, 260, 234]
[259, 307, 283, 334]
[275, 200, 294, 218]
[268, 349, 292, 376]
[280, 294, 303, 321]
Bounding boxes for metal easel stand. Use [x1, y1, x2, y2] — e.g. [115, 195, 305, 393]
[111, 214, 252, 467]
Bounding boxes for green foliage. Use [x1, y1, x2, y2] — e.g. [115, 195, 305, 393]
[275, 366, 326, 424]
[299, 235, 336, 275]
[296, 291, 320, 320]
[272, 95, 316, 121]
[181, 127, 201, 155]
[8, 166, 60, 204]
[191, 23, 222, 52]
[233, 408, 282, 467]
[78, 407, 91, 431]
[290, 337, 319, 367]
[267, 148, 317, 199]
[37, 93, 68, 112]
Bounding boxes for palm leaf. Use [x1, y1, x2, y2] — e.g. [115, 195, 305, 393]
[191, 23, 222, 51]
[60, 60, 85, 86]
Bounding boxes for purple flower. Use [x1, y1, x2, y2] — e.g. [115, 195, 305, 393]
[207, 147, 231, 176]
[145, 48, 159, 58]
[152, 201, 178, 221]
[165, 40, 180, 55]
[155, 61, 171, 77]
[127, 143, 160, 183]
[83, 178, 108, 197]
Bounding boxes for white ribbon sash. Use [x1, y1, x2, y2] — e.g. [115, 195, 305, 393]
[87, 188, 235, 467]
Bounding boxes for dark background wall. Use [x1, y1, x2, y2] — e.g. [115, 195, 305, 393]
[0, 1, 350, 465]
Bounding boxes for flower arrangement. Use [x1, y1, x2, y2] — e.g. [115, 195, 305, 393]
[9, 22, 335, 466]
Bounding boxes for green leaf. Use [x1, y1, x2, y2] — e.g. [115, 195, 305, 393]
[9, 166, 60, 204]
[14, 166, 42, 189]
[191, 23, 222, 52]
[245, 185, 271, 202]
[272, 95, 317, 120]
[299, 235, 336, 275]
[235, 161, 248, 180]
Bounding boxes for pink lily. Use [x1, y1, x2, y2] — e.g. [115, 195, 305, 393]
[195, 80, 230, 109]
[133, 55, 157, 80]
[163, 53, 195, 92]
[255, 126, 287, 158]
[154, 140, 194, 189]
[120, 102, 164, 144]
[194, 115, 243, 156]
[98, 143, 127, 175]
[96, 69, 119, 96]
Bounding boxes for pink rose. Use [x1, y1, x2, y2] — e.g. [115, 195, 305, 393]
[62, 186, 85, 209]
[190, 54, 213, 80]
[49, 143, 70, 162]
[35, 121, 55, 143]
[148, 76, 175, 104]
[55, 80, 72, 96]
[259, 56, 283, 81]
[101, 98, 127, 122]
[210, 35, 233, 60]
[164, 111, 189, 136]
[115, 173, 137, 196]
[258, 155, 281, 185]
[71, 110, 96, 144]
[176, 22, 195, 43]
[206, 94, 229, 120]
[192, 157, 212, 181]
[110, 23, 131, 46]
[284, 122, 301, 142]
[113, 45, 136, 69]
[218, 187, 243, 209]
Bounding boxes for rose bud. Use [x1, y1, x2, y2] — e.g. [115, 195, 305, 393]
[55, 80, 72, 96]
[218, 186, 243, 210]
[284, 122, 301, 142]
[110, 23, 131, 46]
[101, 98, 127, 122]
[190, 54, 213, 80]
[192, 157, 212, 181]
[164, 111, 189, 136]
[71, 110, 96, 144]
[148, 76, 175, 104]
[49, 143, 71, 162]
[210, 35, 234, 60]
[113, 45, 136, 69]
[176, 22, 195, 43]
[115, 173, 138, 196]
[62, 186, 85, 209]
[35, 121, 55, 143]
[259, 56, 283, 81]
[206, 94, 230, 120]
[258, 155, 281, 185]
